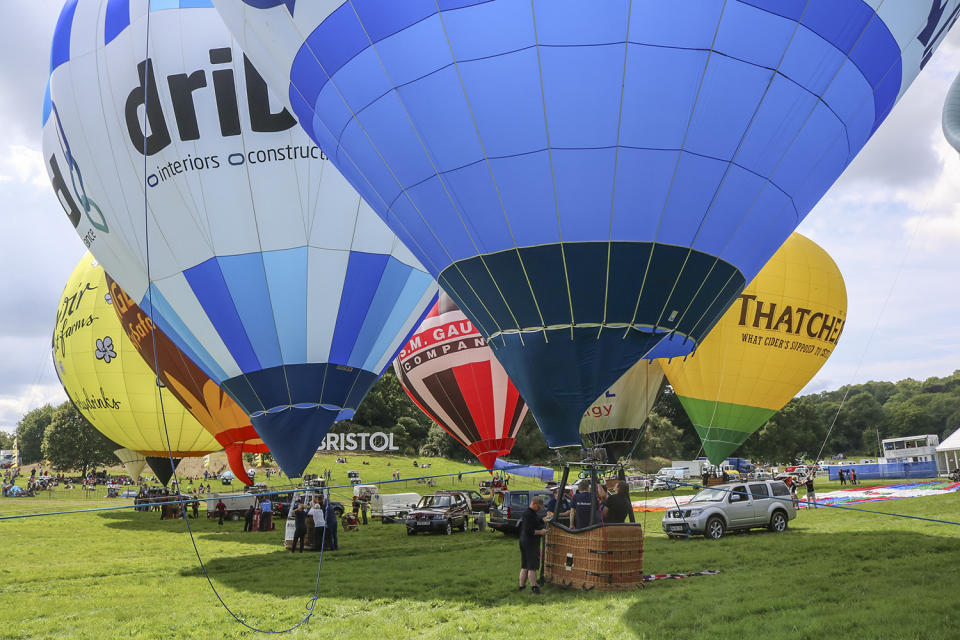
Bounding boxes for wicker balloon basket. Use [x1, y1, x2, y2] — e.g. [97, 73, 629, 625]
[543, 521, 644, 591]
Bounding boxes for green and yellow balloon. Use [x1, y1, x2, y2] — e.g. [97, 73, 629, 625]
[660, 233, 846, 465]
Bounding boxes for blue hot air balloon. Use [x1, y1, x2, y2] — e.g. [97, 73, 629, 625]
[42, 0, 437, 476]
[212, 0, 958, 448]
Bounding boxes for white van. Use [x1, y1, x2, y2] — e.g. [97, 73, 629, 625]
[371, 492, 421, 519]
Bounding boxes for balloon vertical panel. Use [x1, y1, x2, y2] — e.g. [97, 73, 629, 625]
[43, 0, 438, 477]
[106, 273, 267, 485]
[212, 0, 957, 450]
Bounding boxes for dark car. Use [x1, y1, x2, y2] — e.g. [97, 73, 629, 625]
[462, 490, 492, 512]
[405, 493, 470, 535]
[433, 489, 492, 513]
[488, 489, 551, 534]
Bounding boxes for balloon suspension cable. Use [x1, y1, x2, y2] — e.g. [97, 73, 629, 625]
[814, 176, 937, 463]
[137, 11, 319, 634]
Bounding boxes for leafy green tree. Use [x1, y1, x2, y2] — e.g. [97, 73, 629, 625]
[16, 405, 55, 464]
[510, 413, 552, 463]
[745, 397, 823, 463]
[396, 415, 430, 447]
[645, 413, 684, 459]
[42, 402, 117, 477]
[0, 430, 15, 449]
[651, 385, 698, 458]
[418, 424, 460, 459]
[352, 370, 426, 431]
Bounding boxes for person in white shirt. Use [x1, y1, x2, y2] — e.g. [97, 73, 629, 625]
[307, 499, 326, 551]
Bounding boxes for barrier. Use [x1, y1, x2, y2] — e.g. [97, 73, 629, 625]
[825, 461, 937, 481]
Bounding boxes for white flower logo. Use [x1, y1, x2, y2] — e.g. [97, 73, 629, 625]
[104, 293, 112, 305]
[95, 337, 117, 363]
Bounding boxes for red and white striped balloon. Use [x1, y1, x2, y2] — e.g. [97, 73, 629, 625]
[394, 293, 527, 469]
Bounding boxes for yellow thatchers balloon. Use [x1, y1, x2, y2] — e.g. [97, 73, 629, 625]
[52, 254, 219, 457]
[660, 233, 846, 465]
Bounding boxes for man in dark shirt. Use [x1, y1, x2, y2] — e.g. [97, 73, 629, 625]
[325, 498, 339, 550]
[291, 504, 308, 553]
[805, 475, 817, 508]
[571, 479, 595, 529]
[602, 481, 632, 523]
[518, 495, 547, 594]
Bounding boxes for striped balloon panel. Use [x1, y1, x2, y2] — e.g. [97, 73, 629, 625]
[394, 294, 527, 468]
[43, 0, 438, 476]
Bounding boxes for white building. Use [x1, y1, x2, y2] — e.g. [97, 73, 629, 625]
[935, 428, 960, 476]
[881, 434, 939, 464]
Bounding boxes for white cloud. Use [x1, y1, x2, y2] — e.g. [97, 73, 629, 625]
[0, 383, 66, 434]
[0, 144, 48, 188]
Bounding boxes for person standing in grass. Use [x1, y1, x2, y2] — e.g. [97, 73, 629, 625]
[260, 497, 273, 531]
[839, 469, 846, 486]
[518, 495, 548, 594]
[325, 498, 339, 550]
[805, 475, 816, 508]
[308, 499, 326, 551]
[851, 469, 858, 485]
[291, 505, 307, 553]
[215, 499, 226, 527]
[243, 504, 255, 532]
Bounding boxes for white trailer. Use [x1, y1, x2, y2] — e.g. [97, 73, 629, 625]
[670, 460, 708, 477]
[371, 492, 421, 519]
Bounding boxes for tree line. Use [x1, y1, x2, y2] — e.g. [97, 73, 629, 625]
[11, 401, 117, 476]
[11, 370, 960, 472]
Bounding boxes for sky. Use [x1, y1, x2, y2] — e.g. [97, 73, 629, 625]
[1, 4, 959, 434]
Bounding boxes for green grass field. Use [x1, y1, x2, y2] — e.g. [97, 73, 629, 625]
[2, 455, 959, 639]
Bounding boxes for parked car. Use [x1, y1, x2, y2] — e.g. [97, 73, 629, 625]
[661, 480, 796, 540]
[434, 489, 492, 512]
[461, 490, 492, 512]
[488, 489, 551, 534]
[405, 493, 470, 535]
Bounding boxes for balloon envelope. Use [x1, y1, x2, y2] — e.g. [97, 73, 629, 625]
[580, 359, 664, 463]
[106, 274, 266, 486]
[660, 233, 847, 464]
[43, 1, 437, 477]
[53, 254, 219, 457]
[212, 1, 955, 449]
[394, 293, 527, 469]
[113, 448, 146, 483]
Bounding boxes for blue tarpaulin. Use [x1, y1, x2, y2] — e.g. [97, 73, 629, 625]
[825, 461, 938, 481]
[494, 459, 554, 483]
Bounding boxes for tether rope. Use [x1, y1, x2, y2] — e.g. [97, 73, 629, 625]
[138, 9, 319, 633]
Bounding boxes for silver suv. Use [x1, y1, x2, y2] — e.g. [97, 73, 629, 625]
[661, 480, 796, 540]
